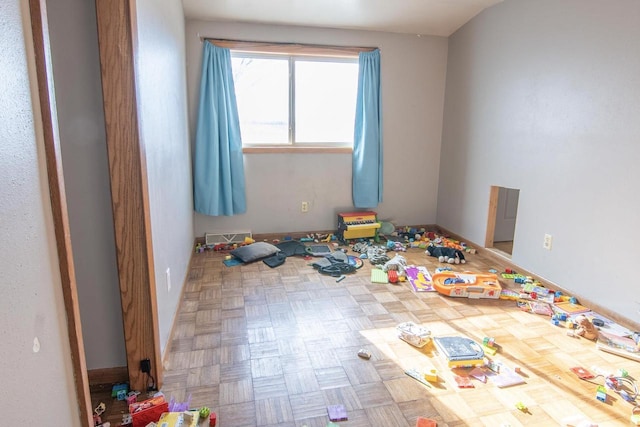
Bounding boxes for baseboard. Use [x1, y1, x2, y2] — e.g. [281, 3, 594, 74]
[161, 246, 196, 375]
[435, 225, 640, 332]
[88, 365, 128, 386]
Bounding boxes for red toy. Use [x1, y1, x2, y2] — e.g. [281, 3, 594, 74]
[388, 270, 398, 283]
[416, 417, 437, 427]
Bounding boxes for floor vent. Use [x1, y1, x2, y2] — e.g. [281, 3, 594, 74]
[205, 231, 252, 245]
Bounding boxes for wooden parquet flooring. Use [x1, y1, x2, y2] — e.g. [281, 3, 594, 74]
[159, 243, 638, 426]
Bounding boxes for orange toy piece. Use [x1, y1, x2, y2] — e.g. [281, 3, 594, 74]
[432, 271, 501, 299]
[416, 417, 437, 427]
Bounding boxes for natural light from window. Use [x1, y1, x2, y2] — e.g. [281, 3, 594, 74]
[231, 53, 358, 147]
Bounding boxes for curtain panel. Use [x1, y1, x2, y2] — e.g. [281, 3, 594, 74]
[352, 49, 382, 208]
[193, 42, 247, 216]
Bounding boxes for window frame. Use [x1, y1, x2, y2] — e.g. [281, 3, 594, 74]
[204, 39, 377, 153]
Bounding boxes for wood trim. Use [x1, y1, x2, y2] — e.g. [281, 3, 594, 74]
[243, 146, 353, 154]
[251, 224, 438, 244]
[95, 0, 162, 391]
[204, 38, 376, 58]
[485, 186, 499, 248]
[162, 250, 195, 368]
[88, 366, 129, 386]
[28, 1, 92, 425]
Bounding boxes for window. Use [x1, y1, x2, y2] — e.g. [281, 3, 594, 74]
[231, 52, 359, 149]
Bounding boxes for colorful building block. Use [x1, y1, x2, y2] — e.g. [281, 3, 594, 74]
[423, 368, 438, 382]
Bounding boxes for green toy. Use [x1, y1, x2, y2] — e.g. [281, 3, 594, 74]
[199, 406, 211, 419]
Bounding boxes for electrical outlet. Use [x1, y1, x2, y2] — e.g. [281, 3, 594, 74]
[543, 234, 553, 250]
[301, 201, 309, 213]
[166, 267, 171, 292]
[140, 358, 151, 374]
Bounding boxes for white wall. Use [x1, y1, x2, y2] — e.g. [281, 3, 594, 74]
[186, 20, 448, 236]
[47, 0, 126, 369]
[136, 0, 195, 352]
[0, 0, 80, 424]
[439, 0, 640, 323]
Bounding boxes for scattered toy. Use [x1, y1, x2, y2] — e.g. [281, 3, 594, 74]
[432, 271, 501, 299]
[423, 368, 438, 382]
[425, 244, 466, 264]
[327, 404, 348, 422]
[574, 315, 598, 340]
[454, 375, 474, 388]
[482, 337, 500, 356]
[357, 349, 371, 360]
[397, 322, 432, 348]
[416, 417, 437, 427]
[405, 368, 432, 388]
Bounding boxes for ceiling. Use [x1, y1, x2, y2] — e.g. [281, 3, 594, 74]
[182, 0, 504, 37]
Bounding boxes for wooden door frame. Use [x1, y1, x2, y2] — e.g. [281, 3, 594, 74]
[95, 0, 162, 392]
[28, 0, 92, 425]
[485, 186, 500, 248]
[29, 1, 162, 423]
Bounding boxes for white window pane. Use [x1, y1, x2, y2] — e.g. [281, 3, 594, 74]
[295, 60, 358, 144]
[231, 57, 289, 144]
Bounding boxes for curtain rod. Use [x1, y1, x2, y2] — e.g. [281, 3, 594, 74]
[198, 35, 378, 54]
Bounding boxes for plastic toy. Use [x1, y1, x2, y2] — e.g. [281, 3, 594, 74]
[515, 402, 528, 413]
[397, 322, 431, 348]
[126, 391, 138, 405]
[596, 385, 607, 402]
[423, 368, 438, 382]
[499, 289, 520, 300]
[199, 407, 211, 419]
[416, 418, 437, 427]
[327, 404, 348, 422]
[111, 383, 128, 398]
[122, 414, 132, 425]
[93, 402, 105, 426]
[431, 271, 501, 299]
[482, 337, 499, 356]
[388, 270, 399, 283]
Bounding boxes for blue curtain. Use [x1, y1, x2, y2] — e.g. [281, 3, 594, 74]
[352, 49, 382, 208]
[193, 43, 246, 216]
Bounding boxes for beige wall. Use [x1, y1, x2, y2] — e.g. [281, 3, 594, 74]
[136, 0, 195, 352]
[46, 0, 195, 369]
[439, 0, 640, 323]
[0, 0, 80, 424]
[47, 0, 126, 370]
[186, 20, 448, 236]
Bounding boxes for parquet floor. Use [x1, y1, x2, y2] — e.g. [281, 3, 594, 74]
[159, 241, 638, 426]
